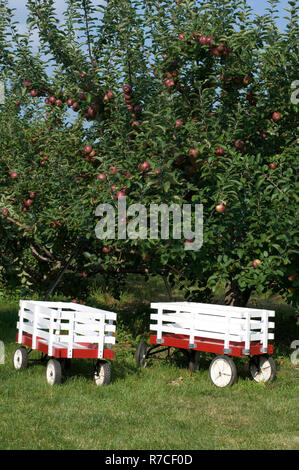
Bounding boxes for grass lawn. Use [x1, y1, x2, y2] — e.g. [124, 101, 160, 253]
[0, 279, 298, 450]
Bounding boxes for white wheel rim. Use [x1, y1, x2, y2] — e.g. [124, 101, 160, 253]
[251, 357, 272, 383]
[47, 363, 56, 385]
[94, 365, 106, 386]
[210, 358, 233, 387]
[140, 350, 147, 368]
[14, 350, 23, 369]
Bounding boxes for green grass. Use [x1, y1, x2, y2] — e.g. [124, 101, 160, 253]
[0, 284, 298, 450]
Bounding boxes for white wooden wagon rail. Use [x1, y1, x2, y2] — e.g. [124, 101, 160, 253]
[17, 300, 117, 359]
[150, 302, 275, 355]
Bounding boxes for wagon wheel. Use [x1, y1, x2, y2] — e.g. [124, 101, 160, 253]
[13, 346, 29, 370]
[46, 359, 62, 385]
[209, 355, 238, 388]
[94, 360, 111, 386]
[135, 340, 148, 368]
[249, 355, 276, 383]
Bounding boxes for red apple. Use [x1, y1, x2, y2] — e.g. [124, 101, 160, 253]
[104, 90, 113, 101]
[30, 90, 38, 97]
[123, 84, 132, 94]
[210, 47, 220, 56]
[10, 172, 18, 179]
[110, 166, 118, 175]
[24, 199, 33, 207]
[97, 173, 106, 181]
[29, 191, 36, 198]
[49, 96, 55, 104]
[235, 140, 245, 149]
[206, 36, 214, 45]
[252, 259, 262, 269]
[175, 120, 184, 128]
[84, 145, 92, 154]
[189, 148, 199, 158]
[140, 161, 151, 172]
[116, 191, 126, 199]
[269, 163, 276, 170]
[165, 79, 175, 87]
[272, 112, 281, 121]
[2, 208, 8, 216]
[216, 203, 226, 213]
[67, 98, 73, 106]
[24, 81, 31, 88]
[288, 274, 295, 282]
[178, 33, 184, 40]
[102, 246, 111, 254]
[55, 99, 63, 106]
[87, 106, 95, 117]
[216, 147, 224, 156]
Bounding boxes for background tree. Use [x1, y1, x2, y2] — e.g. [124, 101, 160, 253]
[0, 0, 298, 307]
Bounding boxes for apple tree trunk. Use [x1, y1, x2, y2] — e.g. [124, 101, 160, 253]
[225, 280, 252, 307]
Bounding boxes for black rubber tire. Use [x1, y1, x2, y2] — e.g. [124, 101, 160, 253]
[209, 355, 238, 387]
[94, 360, 111, 386]
[46, 359, 62, 385]
[135, 340, 148, 368]
[249, 355, 276, 383]
[13, 346, 29, 370]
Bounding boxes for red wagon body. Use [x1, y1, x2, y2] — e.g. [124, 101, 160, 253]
[136, 302, 276, 387]
[14, 300, 117, 386]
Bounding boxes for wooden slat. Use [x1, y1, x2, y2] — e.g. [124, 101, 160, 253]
[151, 302, 275, 318]
[74, 334, 115, 344]
[150, 314, 274, 334]
[150, 323, 244, 343]
[17, 300, 117, 356]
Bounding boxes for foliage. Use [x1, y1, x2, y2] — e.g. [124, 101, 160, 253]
[0, 0, 298, 307]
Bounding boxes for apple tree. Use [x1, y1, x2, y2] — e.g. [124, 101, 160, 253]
[0, 0, 298, 308]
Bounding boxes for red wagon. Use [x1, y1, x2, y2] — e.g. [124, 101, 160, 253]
[136, 302, 276, 387]
[13, 300, 117, 385]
